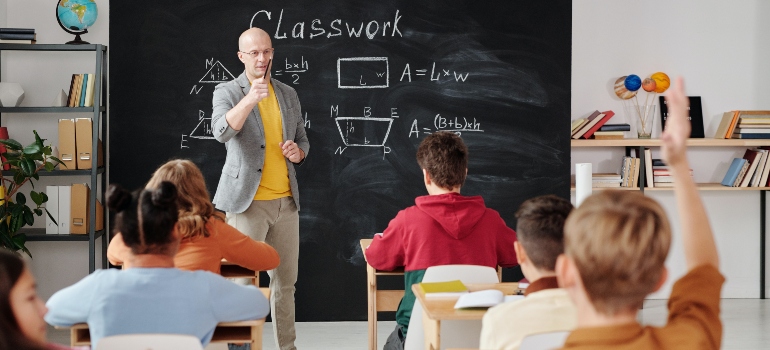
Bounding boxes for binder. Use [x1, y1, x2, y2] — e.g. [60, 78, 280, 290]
[45, 186, 59, 234]
[58, 185, 71, 234]
[70, 183, 104, 234]
[58, 119, 77, 170]
[75, 118, 103, 169]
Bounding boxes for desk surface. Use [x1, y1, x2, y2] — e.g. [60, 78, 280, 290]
[412, 283, 520, 321]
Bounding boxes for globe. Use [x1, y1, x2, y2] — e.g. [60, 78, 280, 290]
[56, 0, 98, 44]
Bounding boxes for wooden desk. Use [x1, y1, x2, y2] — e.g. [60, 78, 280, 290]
[361, 238, 405, 350]
[412, 283, 520, 350]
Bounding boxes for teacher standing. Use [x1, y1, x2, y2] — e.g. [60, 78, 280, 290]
[211, 27, 309, 350]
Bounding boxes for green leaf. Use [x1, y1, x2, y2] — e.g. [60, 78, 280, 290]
[42, 146, 52, 156]
[33, 208, 42, 216]
[33, 130, 43, 147]
[15, 193, 25, 205]
[10, 215, 23, 234]
[23, 210, 34, 226]
[30, 191, 42, 206]
[19, 159, 32, 176]
[22, 143, 41, 155]
[45, 208, 58, 226]
[41, 192, 48, 203]
[0, 139, 23, 151]
[49, 156, 65, 167]
[44, 162, 54, 171]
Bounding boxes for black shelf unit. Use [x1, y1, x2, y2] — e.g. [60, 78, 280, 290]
[0, 44, 108, 272]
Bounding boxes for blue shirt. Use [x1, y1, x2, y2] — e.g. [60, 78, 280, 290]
[45, 268, 269, 347]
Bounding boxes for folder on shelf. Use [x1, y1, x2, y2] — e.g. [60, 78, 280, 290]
[70, 183, 104, 235]
[74, 118, 103, 170]
[45, 186, 59, 234]
[58, 185, 71, 234]
[58, 119, 77, 170]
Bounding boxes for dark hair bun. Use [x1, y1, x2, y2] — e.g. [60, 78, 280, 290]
[106, 184, 133, 212]
[152, 181, 178, 206]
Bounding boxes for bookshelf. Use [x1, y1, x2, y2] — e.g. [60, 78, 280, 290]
[572, 138, 770, 299]
[0, 44, 108, 272]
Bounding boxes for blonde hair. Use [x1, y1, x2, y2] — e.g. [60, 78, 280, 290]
[145, 159, 223, 239]
[564, 190, 671, 315]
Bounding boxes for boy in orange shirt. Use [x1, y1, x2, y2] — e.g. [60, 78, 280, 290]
[557, 77, 724, 349]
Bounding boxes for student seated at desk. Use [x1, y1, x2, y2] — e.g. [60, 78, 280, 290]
[0, 250, 87, 350]
[107, 159, 280, 274]
[365, 131, 518, 350]
[480, 195, 576, 350]
[45, 182, 270, 348]
[556, 78, 724, 349]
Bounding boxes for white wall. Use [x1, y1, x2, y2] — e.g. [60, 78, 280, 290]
[2, 0, 109, 300]
[3, 0, 769, 300]
[572, 0, 770, 298]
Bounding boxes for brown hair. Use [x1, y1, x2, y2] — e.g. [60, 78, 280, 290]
[107, 182, 180, 255]
[146, 159, 223, 239]
[564, 190, 671, 315]
[416, 132, 468, 189]
[0, 250, 46, 350]
[515, 195, 573, 271]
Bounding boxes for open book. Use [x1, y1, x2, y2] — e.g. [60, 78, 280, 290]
[453, 289, 524, 309]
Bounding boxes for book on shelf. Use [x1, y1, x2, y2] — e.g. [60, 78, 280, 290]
[735, 160, 751, 187]
[740, 149, 762, 187]
[571, 118, 588, 134]
[651, 159, 666, 167]
[751, 150, 769, 187]
[660, 96, 704, 138]
[79, 74, 89, 107]
[0, 33, 35, 40]
[84, 73, 95, 107]
[644, 148, 654, 188]
[454, 289, 524, 309]
[0, 39, 36, 44]
[620, 157, 630, 187]
[572, 111, 602, 139]
[68, 74, 82, 107]
[593, 182, 621, 188]
[735, 128, 770, 134]
[593, 131, 624, 136]
[418, 280, 468, 298]
[759, 147, 770, 187]
[631, 157, 640, 188]
[654, 182, 675, 188]
[718, 111, 770, 139]
[599, 123, 631, 132]
[581, 110, 615, 139]
[732, 133, 770, 139]
[593, 173, 621, 180]
[653, 175, 674, 183]
[0, 28, 35, 34]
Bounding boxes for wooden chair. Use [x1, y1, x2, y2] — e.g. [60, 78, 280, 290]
[95, 334, 203, 350]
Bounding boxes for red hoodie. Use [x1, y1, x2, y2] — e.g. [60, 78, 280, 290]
[366, 192, 518, 272]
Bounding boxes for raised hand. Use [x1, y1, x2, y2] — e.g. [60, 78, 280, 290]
[660, 77, 690, 168]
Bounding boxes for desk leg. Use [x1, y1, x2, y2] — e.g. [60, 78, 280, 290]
[422, 310, 440, 350]
[252, 323, 263, 350]
[367, 264, 377, 350]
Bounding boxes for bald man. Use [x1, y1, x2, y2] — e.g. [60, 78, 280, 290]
[211, 27, 308, 350]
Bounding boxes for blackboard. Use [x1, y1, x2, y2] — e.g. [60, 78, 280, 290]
[110, 0, 571, 321]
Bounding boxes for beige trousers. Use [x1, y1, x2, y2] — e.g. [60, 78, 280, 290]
[227, 197, 299, 350]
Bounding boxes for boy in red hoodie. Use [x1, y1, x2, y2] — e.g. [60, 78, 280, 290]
[365, 131, 518, 349]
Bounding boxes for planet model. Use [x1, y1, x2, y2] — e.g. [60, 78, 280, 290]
[642, 78, 657, 92]
[614, 76, 637, 99]
[624, 74, 642, 91]
[651, 72, 670, 93]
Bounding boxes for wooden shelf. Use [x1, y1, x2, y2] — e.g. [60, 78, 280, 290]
[572, 139, 770, 147]
[571, 183, 770, 192]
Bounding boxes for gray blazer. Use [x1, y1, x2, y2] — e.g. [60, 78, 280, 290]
[211, 72, 309, 213]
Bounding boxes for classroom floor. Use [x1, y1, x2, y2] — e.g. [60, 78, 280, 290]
[48, 299, 770, 349]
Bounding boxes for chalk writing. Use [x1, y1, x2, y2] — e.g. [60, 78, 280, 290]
[337, 57, 389, 89]
[400, 62, 469, 83]
[250, 9, 403, 40]
[273, 56, 308, 85]
[409, 114, 484, 138]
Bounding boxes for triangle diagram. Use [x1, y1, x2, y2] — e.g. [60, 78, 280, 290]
[199, 61, 236, 83]
[190, 117, 214, 139]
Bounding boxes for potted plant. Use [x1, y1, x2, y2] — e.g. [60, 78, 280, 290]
[0, 130, 63, 257]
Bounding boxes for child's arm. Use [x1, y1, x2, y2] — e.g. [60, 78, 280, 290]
[364, 211, 407, 271]
[661, 77, 719, 270]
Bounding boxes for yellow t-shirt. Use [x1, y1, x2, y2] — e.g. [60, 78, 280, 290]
[254, 83, 291, 200]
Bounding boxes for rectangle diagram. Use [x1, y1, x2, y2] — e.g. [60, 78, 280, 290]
[335, 117, 394, 147]
[337, 57, 389, 89]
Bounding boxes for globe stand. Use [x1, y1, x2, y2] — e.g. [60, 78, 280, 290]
[65, 33, 89, 45]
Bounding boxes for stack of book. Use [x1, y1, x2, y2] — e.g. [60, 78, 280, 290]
[66, 74, 97, 107]
[620, 156, 641, 188]
[0, 28, 36, 44]
[721, 148, 770, 187]
[571, 110, 616, 139]
[593, 123, 630, 140]
[714, 110, 770, 139]
[592, 173, 622, 188]
[649, 158, 694, 188]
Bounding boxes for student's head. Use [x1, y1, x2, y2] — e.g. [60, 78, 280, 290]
[146, 159, 219, 239]
[107, 181, 180, 256]
[0, 250, 48, 350]
[557, 190, 671, 315]
[238, 27, 273, 80]
[416, 131, 468, 193]
[514, 195, 573, 279]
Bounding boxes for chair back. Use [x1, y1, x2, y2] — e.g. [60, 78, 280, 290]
[404, 264, 499, 350]
[519, 331, 571, 350]
[95, 334, 204, 350]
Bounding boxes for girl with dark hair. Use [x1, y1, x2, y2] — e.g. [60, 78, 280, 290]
[44, 182, 269, 348]
[0, 250, 86, 350]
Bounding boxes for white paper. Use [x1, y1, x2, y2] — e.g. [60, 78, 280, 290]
[575, 163, 592, 206]
[454, 289, 504, 309]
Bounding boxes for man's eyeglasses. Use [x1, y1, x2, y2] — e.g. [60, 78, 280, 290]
[240, 48, 274, 58]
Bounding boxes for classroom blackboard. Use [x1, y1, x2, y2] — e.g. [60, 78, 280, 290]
[110, 0, 571, 322]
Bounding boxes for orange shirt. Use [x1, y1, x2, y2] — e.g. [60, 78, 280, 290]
[254, 82, 291, 200]
[561, 265, 724, 350]
[107, 218, 280, 274]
